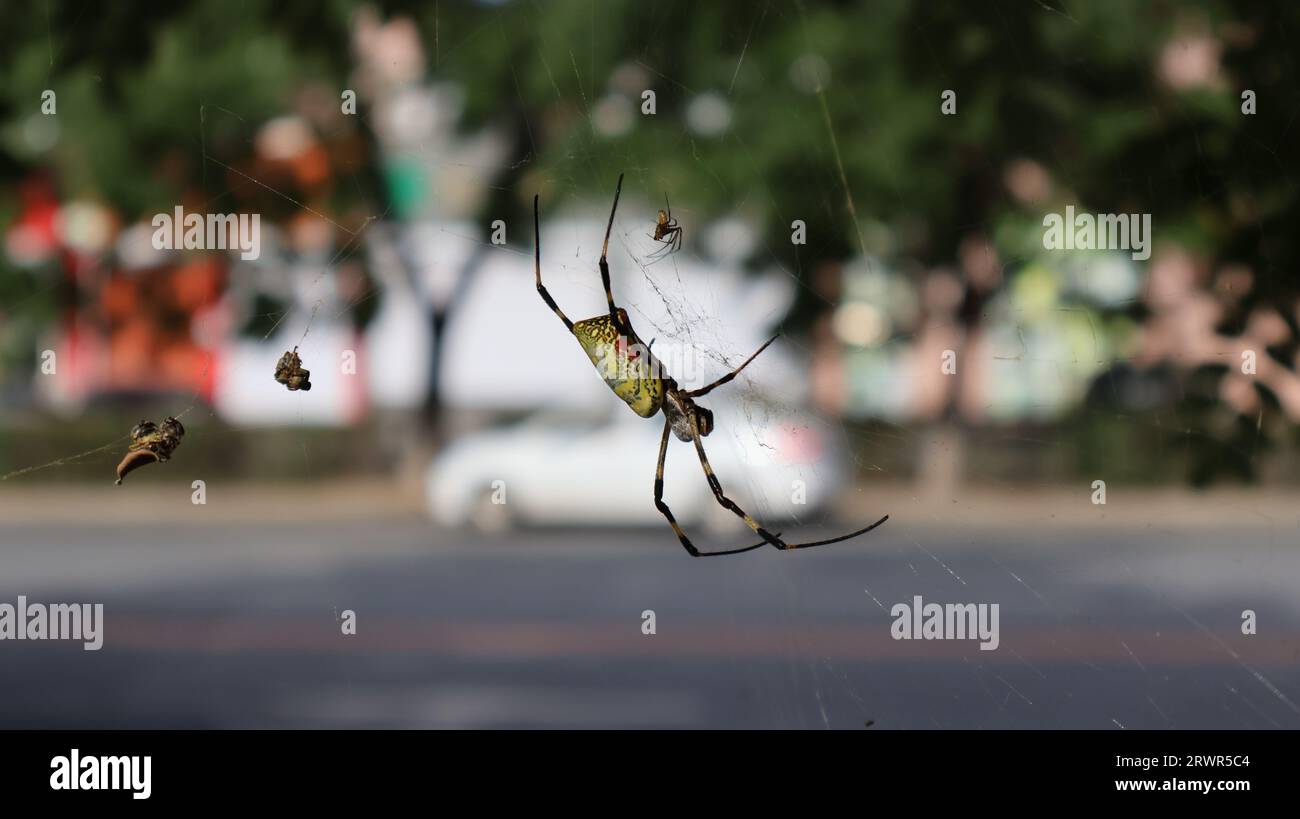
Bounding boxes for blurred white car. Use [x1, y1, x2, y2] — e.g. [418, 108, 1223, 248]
[426, 400, 850, 534]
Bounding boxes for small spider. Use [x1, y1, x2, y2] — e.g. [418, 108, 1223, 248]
[115, 416, 185, 485]
[534, 174, 888, 556]
[650, 196, 683, 258]
[274, 347, 312, 391]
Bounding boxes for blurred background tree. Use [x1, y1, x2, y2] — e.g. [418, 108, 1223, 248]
[2, 0, 1298, 485]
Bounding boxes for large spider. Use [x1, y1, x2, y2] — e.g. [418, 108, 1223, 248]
[534, 174, 888, 556]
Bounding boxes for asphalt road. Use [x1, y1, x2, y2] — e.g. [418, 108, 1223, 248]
[0, 515, 1297, 728]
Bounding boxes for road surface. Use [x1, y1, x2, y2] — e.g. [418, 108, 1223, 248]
[0, 507, 1297, 728]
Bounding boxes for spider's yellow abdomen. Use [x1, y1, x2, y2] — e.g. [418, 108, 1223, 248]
[572, 314, 664, 417]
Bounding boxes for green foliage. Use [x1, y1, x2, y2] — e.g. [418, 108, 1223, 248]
[4, 0, 1294, 280]
[2, 0, 1298, 485]
[0, 0, 351, 215]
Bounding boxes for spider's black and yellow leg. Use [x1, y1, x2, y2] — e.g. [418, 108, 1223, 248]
[534, 194, 574, 333]
[737, 513, 890, 552]
[685, 335, 779, 398]
[688, 417, 790, 550]
[654, 419, 768, 557]
[687, 415, 891, 551]
[599, 173, 625, 328]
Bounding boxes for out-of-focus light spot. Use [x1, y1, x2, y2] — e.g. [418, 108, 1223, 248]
[844, 347, 912, 421]
[380, 88, 439, 146]
[608, 62, 649, 96]
[1145, 248, 1198, 310]
[833, 301, 889, 347]
[685, 92, 731, 137]
[923, 270, 965, 315]
[5, 225, 52, 266]
[22, 114, 59, 153]
[116, 223, 168, 269]
[288, 210, 336, 255]
[1220, 373, 1260, 414]
[704, 216, 757, 263]
[57, 201, 114, 255]
[593, 94, 634, 137]
[1003, 158, 1051, 205]
[256, 116, 314, 161]
[843, 258, 920, 331]
[789, 54, 831, 94]
[760, 423, 825, 465]
[1158, 32, 1224, 90]
[1065, 253, 1140, 307]
[1012, 263, 1061, 321]
[1246, 308, 1290, 347]
[354, 16, 425, 86]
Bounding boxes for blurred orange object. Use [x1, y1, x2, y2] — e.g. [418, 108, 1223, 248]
[109, 317, 157, 388]
[170, 259, 224, 312]
[293, 143, 332, 189]
[100, 276, 140, 320]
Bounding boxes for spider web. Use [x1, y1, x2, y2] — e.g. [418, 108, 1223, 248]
[506, 0, 1300, 730]
[1, 102, 387, 483]
[3, 0, 1299, 733]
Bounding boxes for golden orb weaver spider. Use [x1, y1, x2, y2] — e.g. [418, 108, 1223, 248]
[649, 195, 683, 258]
[534, 174, 889, 556]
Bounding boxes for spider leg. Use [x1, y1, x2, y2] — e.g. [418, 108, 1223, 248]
[653, 419, 768, 557]
[647, 239, 673, 262]
[738, 514, 890, 551]
[599, 173, 625, 328]
[689, 417, 790, 550]
[646, 225, 681, 261]
[685, 335, 779, 398]
[687, 359, 891, 552]
[534, 194, 574, 333]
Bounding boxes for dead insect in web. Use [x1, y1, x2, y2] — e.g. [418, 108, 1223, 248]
[115, 416, 185, 485]
[649, 195, 683, 258]
[274, 347, 312, 392]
